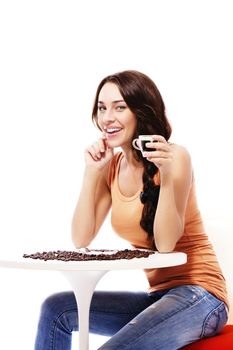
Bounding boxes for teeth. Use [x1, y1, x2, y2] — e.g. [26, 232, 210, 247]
[107, 128, 121, 133]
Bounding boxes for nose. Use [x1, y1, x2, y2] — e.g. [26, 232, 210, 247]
[102, 107, 115, 123]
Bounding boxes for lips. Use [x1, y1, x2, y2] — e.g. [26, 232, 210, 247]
[106, 127, 122, 135]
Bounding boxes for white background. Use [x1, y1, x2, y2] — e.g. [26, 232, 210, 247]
[0, 0, 232, 349]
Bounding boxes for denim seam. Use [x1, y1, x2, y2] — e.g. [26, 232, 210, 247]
[120, 291, 210, 349]
[200, 301, 226, 338]
[49, 308, 77, 350]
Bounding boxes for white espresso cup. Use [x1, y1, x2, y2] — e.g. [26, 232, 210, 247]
[132, 135, 153, 152]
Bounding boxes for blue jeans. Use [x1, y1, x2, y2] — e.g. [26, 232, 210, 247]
[34, 285, 228, 350]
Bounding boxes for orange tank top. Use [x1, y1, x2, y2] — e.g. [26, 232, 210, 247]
[108, 152, 228, 308]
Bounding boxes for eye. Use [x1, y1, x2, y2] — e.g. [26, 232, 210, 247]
[116, 105, 127, 111]
[98, 105, 106, 112]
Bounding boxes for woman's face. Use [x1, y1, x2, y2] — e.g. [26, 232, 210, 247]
[97, 82, 137, 150]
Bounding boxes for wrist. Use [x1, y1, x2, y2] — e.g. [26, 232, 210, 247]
[160, 173, 173, 187]
[83, 165, 103, 182]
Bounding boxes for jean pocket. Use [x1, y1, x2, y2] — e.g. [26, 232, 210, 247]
[202, 302, 228, 338]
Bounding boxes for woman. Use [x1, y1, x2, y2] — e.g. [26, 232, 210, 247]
[35, 70, 228, 349]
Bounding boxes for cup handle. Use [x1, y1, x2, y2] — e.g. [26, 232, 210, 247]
[132, 138, 141, 150]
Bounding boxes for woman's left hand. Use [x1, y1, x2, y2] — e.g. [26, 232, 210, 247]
[143, 135, 173, 175]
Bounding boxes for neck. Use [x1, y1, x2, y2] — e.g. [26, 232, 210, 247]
[121, 149, 142, 168]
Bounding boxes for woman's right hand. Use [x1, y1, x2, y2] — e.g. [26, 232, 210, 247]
[84, 134, 114, 170]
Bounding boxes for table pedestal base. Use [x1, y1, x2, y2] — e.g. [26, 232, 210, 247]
[62, 270, 108, 350]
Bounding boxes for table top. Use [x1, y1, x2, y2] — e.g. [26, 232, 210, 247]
[0, 251, 187, 271]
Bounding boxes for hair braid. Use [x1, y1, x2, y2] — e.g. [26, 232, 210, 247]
[140, 159, 160, 239]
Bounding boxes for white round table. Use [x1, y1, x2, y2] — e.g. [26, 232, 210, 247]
[0, 251, 187, 350]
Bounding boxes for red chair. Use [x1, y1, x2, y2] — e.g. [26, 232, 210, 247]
[181, 324, 233, 349]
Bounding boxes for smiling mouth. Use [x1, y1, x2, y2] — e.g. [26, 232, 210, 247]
[106, 128, 122, 135]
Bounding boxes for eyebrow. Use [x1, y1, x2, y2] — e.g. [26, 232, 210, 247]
[98, 100, 125, 105]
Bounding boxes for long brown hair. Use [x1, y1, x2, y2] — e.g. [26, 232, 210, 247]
[92, 70, 172, 238]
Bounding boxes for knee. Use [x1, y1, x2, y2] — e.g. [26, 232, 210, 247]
[40, 293, 65, 319]
[39, 292, 77, 332]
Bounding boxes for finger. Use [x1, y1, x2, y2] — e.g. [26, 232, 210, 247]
[98, 138, 107, 153]
[151, 135, 167, 143]
[143, 149, 173, 159]
[143, 152, 168, 159]
[94, 142, 106, 158]
[101, 131, 107, 140]
[86, 142, 102, 160]
[101, 133, 114, 152]
[86, 145, 100, 161]
[144, 143, 170, 153]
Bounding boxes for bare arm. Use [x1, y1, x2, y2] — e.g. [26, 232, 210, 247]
[144, 137, 192, 252]
[71, 136, 113, 248]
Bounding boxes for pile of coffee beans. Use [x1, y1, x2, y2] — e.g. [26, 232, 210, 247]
[23, 249, 153, 261]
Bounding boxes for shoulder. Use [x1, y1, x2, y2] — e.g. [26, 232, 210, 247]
[170, 143, 191, 165]
[169, 143, 192, 181]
